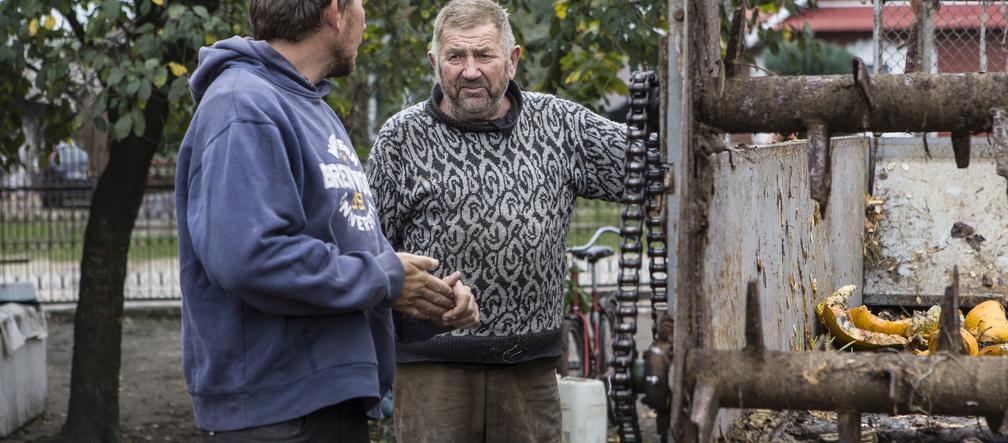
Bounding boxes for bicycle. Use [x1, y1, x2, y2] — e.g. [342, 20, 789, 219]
[559, 226, 620, 379]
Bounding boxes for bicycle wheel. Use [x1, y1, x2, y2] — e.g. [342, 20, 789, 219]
[558, 317, 587, 378]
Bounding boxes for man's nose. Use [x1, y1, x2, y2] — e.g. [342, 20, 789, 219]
[462, 58, 481, 80]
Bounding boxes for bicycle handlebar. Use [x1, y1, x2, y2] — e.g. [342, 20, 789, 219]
[566, 226, 620, 253]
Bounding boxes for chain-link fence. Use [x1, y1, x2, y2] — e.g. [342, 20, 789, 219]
[877, 0, 1008, 74]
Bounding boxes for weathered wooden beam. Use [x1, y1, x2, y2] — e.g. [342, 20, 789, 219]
[702, 73, 1008, 134]
[685, 349, 1008, 421]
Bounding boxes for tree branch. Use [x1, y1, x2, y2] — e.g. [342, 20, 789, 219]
[59, 10, 87, 45]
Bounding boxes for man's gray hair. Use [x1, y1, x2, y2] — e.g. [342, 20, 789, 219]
[430, 0, 516, 59]
[249, 0, 349, 43]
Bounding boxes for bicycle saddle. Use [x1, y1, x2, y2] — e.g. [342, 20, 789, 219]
[570, 245, 614, 263]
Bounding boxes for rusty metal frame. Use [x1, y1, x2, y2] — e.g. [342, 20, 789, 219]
[667, 1, 1008, 441]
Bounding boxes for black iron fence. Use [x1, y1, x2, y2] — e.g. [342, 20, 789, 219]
[0, 158, 179, 303]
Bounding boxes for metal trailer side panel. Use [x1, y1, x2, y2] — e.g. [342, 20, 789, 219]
[703, 137, 868, 353]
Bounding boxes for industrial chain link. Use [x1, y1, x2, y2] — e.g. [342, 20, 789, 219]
[611, 70, 664, 443]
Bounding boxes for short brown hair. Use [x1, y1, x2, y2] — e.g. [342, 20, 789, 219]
[249, 0, 349, 43]
[431, 0, 516, 58]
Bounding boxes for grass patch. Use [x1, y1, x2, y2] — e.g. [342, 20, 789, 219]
[1, 219, 178, 262]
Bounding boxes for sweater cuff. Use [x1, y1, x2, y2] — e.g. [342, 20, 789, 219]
[375, 250, 404, 307]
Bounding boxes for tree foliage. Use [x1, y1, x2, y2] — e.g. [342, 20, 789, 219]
[763, 34, 854, 75]
[0, 0, 242, 166]
[334, 0, 666, 151]
[719, 0, 826, 75]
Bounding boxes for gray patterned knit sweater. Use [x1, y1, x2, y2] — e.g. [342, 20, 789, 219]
[367, 81, 626, 364]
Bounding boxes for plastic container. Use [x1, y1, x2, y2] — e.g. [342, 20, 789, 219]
[557, 375, 607, 443]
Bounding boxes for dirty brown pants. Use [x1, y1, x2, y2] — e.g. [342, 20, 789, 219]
[393, 358, 561, 443]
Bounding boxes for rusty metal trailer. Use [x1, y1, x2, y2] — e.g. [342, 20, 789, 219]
[634, 1, 1008, 442]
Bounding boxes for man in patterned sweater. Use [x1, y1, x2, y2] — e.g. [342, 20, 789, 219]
[367, 0, 626, 441]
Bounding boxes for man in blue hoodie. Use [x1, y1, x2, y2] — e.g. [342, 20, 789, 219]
[175, 0, 480, 441]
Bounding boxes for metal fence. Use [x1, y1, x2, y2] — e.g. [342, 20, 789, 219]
[0, 154, 620, 303]
[0, 157, 179, 303]
[876, 0, 1008, 74]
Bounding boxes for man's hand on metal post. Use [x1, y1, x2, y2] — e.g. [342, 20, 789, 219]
[392, 253, 455, 320]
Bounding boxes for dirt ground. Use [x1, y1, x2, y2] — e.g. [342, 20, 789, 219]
[7, 306, 1008, 443]
[7, 307, 200, 442]
[4, 306, 661, 443]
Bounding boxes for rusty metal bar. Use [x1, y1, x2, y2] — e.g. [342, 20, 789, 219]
[686, 280, 1008, 436]
[701, 74, 1008, 134]
[685, 348, 1008, 422]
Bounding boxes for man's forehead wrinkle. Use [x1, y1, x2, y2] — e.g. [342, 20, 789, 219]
[441, 32, 499, 51]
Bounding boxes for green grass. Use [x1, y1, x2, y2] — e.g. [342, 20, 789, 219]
[567, 199, 623, 250]
[0, 198, 627, 265]
[1, 219, 178, 262]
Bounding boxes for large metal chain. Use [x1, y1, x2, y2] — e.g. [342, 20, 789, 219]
[612, 70, 663, 443]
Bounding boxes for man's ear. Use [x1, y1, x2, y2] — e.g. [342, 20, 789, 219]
[428, 51, 438, 72]
[322, 2, 344, 35]
[508, 46, 521, 79]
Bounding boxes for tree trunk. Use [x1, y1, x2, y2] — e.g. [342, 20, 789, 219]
[54, 92, 169, 442]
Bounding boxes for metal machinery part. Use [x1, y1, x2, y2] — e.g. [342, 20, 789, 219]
[612, 71, 670, 443]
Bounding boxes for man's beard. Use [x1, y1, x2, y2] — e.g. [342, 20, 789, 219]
[326, 46, 356, 78]
[442, 63, 510, 122]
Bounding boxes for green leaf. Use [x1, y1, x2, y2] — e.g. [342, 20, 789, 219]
[193, 6, 209, 19]
[126, 79, 140, 96]
[152, 67, 168, 88]
[168, 76, 188, 102]
[138, 80, 152, 102]
[103, 0, 120, 20]
[144, 58, 159, 70]
[70, 113, 84, 132]
[112, 114, 132, 140]
[131, 109, 145, 137]
[107, 67, 124, 86]
[93, 53, 107, 71]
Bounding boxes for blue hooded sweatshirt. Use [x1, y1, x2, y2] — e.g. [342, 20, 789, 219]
[175, 36, 405, 431]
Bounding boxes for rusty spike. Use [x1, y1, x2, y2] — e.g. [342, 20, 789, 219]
[853, 57, 874, 111]
[807, 121, 832, 214]
[690, 379, 719, 443]
[745, 280, 764, 359]
[991, 108, 1008, 199]
[938, 266, 966, 354]
[952, 130, 971, 169]
[837, 409, 862, 443]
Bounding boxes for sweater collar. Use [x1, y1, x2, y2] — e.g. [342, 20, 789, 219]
[424, 80, 523, 135]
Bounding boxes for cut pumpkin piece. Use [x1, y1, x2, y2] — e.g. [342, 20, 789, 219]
[847, 305, 911, 336]
[964, 300, 1008, 344]
[927, 328, 979, 355]
[817, 285, 908, 350]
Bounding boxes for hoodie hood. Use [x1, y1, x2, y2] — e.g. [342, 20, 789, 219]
[189, 36, 332, 105]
